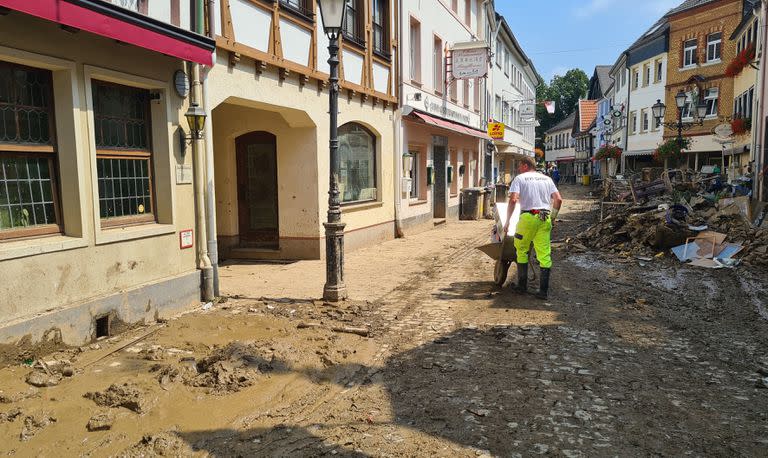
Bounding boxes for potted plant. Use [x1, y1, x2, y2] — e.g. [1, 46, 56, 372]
[653, 137, 691, 167]
[595, 144, 623, 161]
[725, 43, 756, 77]
[731, 117, 747, 135]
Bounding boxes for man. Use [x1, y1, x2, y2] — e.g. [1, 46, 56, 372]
[502, 157, 563, 299]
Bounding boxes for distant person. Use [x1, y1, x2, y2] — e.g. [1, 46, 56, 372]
[552, 167, 561, 185]
[502, 157, 563, 300]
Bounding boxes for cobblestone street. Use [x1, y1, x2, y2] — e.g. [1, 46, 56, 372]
[1, 186, 767, 456]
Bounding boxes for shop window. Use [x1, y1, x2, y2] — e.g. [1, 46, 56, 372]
[409, 150, 420, 199]
[338, 123, 376, 204]
[0, 61, 61, 240]
[92, 80, 154, 226]
[343, 0, 365, 46]
[372, 0, 390, 58]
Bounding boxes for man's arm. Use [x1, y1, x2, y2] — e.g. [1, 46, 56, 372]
[550, 191, 563, 221]
[503, 192, 519, 235]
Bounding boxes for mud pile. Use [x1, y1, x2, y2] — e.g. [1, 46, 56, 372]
[117, 432, 195, 457]
[151, 341, 294, 394]
[84, 383, 152, 414]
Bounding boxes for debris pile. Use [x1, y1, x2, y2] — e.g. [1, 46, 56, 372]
[580, 173, 767, 269]
[117, 432, 194, 457]
[84, 382, 152, 414]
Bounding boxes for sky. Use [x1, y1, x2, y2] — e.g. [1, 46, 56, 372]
[496, 0, 684, 83]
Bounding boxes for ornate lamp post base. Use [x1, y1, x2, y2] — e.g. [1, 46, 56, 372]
[323, 221, 348, 301]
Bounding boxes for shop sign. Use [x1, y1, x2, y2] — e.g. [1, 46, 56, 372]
[451, 47, 489, 79]
[488, 122, 505, 140]
[179, 229, 194, 249]
[423, 96, 472, 125]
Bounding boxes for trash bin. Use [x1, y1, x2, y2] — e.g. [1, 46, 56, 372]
[494, 183, 509, 203]
[460, 187, 483, 220]
[582, 175, 591, 186]
[482, 187, 494, 219]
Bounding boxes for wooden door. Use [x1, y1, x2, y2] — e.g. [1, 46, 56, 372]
[236, 132, 278, 249]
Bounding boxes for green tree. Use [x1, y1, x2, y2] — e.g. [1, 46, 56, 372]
[535, 68, 589, 149]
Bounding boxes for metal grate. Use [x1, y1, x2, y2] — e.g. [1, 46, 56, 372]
[0, 156, 57, 230]
[0, 62, 53, 145]
[93, 82, 150, 150]
[97, 157, 152, 219]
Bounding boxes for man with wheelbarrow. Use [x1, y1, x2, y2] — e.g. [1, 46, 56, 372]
[502, 157, 563, 299]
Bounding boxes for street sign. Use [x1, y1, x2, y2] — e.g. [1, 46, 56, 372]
[488, 122, 505, 139]
[451, 47, 489, 79]
[520, 103, 535, 117]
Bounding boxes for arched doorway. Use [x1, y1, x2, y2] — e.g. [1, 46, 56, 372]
[235, 131, 278, 249]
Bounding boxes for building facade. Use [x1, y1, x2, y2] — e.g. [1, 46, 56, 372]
[664, 0, 742, 170]
[398, 0, 490, 233]
[0, 0, 215, 346]
[489, 14, 539, 185]
[209, 0, 398, 259]
[544, 111, 577, 183]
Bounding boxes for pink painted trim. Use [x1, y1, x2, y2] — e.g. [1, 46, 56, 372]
[0, 0, 212, 66]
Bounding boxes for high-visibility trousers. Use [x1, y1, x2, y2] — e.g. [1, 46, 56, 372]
[513, 212, 553, 268]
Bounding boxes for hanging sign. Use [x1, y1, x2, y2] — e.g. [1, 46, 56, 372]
[451, 46, 489, 79]
[520, 103, 536, 117]
[488, 122, 505, 140]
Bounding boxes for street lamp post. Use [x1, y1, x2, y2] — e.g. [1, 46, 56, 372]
[652, 89, 708, 166]
[318, 0, 348, 302]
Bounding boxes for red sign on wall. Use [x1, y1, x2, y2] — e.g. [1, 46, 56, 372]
[179, 229, 194, 249]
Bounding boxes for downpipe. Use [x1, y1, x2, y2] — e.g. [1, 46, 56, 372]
[204, 0, 220, 296]
[393, 0, 404, 238]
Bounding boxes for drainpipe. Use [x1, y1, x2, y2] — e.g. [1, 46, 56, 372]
[203, 0, 220, 296]
[192, 0, 214, 301]
[753, 4, 765, 201]
[485, 0, 500, 184]
[393, 0, 404, 238]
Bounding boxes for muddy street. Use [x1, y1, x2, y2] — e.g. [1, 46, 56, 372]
[0, 185, 767, 457]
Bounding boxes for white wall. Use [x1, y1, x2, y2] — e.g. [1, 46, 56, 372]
[626, 53, 667, 153]
[610, 63, 629, 151]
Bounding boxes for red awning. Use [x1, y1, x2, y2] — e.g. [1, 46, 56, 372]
[410, 111, 492, 141]
[0, 0, 214, 66]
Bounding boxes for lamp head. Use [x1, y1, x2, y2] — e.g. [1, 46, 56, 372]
[695, 102, 708, 120]
[651, 99, 666, 121]
[184, 102, 207, 138]
[675, 90, 688, 109]
[318, 0, 346, 38]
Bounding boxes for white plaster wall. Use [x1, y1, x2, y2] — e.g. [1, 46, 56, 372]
[280, 18, 312, 67]
[147, 0, 172, 24]
[372, 62, 390, 94]
[343, 50, 365, 86]
[627, 53, 667, 153]
[231, 0, 272, 52]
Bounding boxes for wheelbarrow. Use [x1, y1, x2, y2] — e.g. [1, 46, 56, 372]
[476, 202, 538, 287]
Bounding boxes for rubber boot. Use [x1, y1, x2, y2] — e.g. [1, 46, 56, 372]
[536, 268, 551, 299]
[514, 263, 528, 293]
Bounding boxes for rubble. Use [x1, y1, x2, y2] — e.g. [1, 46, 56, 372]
[19, 412, 56, 441]
[86, 412, 114, 431]
[117, 432, 194, 457]
[581, 170, 768, 269]
[84, 383, 152, 414]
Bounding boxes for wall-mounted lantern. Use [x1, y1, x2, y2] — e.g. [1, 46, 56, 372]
[402, 152, 414, 176]
[179, 101, 207, 157]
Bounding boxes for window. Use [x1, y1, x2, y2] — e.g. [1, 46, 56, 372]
[620, 69, 626, 88]
[451, 0, 458, 12]
[495, 95, 502, 121]
[93, 81, 154, 225]
[464, 0, 471, 25]
[683, 39, 697, 67]
[630, 112, 637, 134]
[632, 69, 639, 89]
[643, 64, 650, 86]
[449, 79, 458, 102]
[473, 78, 480, 111]
[433, 36, 444, 94]
[642, 110, 649, 132]
[463, 79, 470, 107]
[502, 101, 510, 125]
[704, 87, 718, 117]
[343, 0, 364, 46]
[655, 59, 663, 82]
[409, 19, 421, 82]
[372, 0, 389, 58]
[279, 0, 312, 19]
[409, 150, 419, 199]
[495, 40, 502, 67]
[706, 32, 722, 62]
[504, 48, 510, 76]
[338, 123, 376, 203]
[0, 61, 60, 239]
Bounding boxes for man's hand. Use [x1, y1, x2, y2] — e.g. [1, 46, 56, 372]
[502, 222, 509, 235]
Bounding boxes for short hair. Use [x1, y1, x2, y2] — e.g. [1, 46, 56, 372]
[519, 157, 536, 170]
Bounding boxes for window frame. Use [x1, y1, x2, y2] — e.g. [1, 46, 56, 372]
[0, 60, 63, 241]
[372, 0, 390, 59]
[342, 0, 365, 48]
[706, 32, 722, 63]
[278, 0, 314, 22]
[338, 122, 378, 205]
[683, 39, 698, 67]
[409, 17, 421, 83]
[409, 149, 420, 199]
[91, 79, 156, 228]
[433, 35, 444, 95]
[655, 59, 663, 82]
[704, 87, 718, 118]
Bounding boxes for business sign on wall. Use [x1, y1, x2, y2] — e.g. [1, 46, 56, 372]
[488, 122, 505, 139]
[450, 45, 489, 79]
